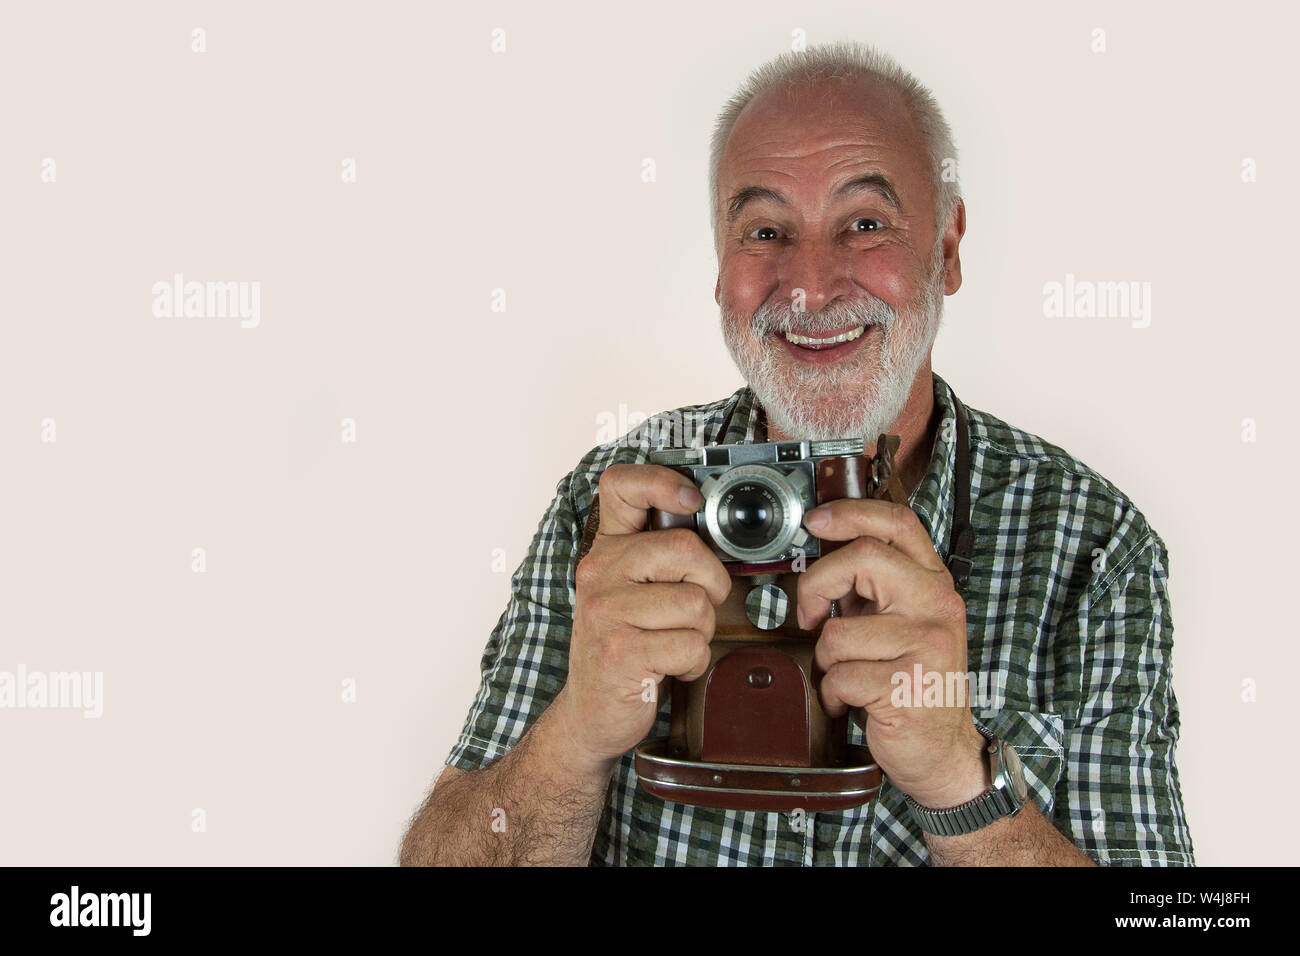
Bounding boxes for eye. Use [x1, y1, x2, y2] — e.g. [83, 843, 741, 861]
[748, 225, 781, 241]
[851, 218, 882, 233]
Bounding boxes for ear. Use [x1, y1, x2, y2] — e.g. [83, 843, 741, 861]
[714, 275, 722, 305]
[942, 198, 966, 296]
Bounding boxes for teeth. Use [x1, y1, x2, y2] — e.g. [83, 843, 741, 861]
[783, 325, 866, 346]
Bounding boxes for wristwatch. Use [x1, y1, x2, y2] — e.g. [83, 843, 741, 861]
[905, 732, 1029, 836]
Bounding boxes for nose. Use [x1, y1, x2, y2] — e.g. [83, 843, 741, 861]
[776, 232, 855, 314]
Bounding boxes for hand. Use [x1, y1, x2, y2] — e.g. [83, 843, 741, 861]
[797, 498, 989, 808]
[556, 463, 732, 772]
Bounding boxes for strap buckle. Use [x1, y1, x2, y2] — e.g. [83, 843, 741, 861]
[946, 553, 973, 591]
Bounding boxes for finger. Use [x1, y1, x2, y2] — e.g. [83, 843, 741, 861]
[609, 528, 732, 606]
[596, 582, 717, 634]
[596, 463, 704, 536]
[797, 536, 937, 628]
[813, 615, 915, 672]
[818, 659, 901, 719]
[626, 628, 713, 682]
[802, 498, 946, 572]
[827, 592, 879, 619]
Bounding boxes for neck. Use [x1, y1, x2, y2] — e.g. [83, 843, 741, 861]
[766, 359, 938, 498]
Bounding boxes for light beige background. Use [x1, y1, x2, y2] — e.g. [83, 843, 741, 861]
[1, 0, 1294, 865]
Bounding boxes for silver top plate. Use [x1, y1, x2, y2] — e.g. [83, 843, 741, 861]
[650, 438, 864, 465]
[648, 447, 704, 466]
[808, 438, 865, 457]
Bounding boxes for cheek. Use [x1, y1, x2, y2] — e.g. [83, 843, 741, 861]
[851, 249, 920, 312]
[719, 256, 777, 318]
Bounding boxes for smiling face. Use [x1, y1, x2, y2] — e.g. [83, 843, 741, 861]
[714, 77, 964, 442]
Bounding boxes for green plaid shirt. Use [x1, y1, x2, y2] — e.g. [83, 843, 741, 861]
[447, 372, 1194, 866]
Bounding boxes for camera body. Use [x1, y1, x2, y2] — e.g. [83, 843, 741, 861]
[626, 433, 908, 812]
[647, 437, 869, 573]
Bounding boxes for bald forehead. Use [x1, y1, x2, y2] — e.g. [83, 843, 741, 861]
[722, 76, 935, 230]
[737, 76, 917, 138]
[718, 76, 929, 195]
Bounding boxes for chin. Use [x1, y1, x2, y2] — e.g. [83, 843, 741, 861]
[759, 380, 891, 442]
[720, 276, 944, 444]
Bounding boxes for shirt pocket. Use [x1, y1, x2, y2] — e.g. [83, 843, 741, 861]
[972, 709, 1066, 813]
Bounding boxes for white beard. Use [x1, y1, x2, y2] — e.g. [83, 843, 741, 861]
[721, 252, 947, 443]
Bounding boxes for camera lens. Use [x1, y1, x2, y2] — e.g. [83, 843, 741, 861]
[722, 484, 783, 550]
[703, 464, 804, 561]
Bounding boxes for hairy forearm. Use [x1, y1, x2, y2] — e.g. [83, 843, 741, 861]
[924, 801, 1096, 866]
[399, 692, 615, 866]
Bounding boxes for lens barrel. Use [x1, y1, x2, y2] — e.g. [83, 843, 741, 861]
[702, 465, 804, 561]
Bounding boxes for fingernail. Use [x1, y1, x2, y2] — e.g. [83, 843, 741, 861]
[679, 486, 704, 511]
[804, 506, 829, 531]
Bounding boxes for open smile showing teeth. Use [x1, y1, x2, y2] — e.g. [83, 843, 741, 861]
[783, 325, 866, 347]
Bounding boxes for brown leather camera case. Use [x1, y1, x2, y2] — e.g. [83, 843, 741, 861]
[577, 435, 907, 813]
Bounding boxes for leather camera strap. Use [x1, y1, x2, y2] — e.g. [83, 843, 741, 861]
[576, 494, 600, 564]
[946, 389, 975, 594]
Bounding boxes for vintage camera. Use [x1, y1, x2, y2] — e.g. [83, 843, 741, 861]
[627, 433, 906, 812]
[647, 438, 867, 571]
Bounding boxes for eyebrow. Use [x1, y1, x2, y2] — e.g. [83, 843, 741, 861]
[724, 173, 904, 226]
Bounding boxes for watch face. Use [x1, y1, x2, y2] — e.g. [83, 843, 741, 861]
[1000, 742, 1030, 803]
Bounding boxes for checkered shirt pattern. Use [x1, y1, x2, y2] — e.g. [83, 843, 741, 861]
[445, 372, 1194, 866]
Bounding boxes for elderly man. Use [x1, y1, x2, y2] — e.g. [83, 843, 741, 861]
[400, 41, 1193, 866]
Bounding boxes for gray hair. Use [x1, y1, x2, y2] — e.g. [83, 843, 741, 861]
[709, 40, 960, 251]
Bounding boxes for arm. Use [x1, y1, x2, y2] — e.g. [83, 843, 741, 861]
[399, 464, 727, 866]
[927, 523, 1191, 866]
[399, 689, 616, 866]
[915, 723, 1095, 866]
[928, 803, 1095, 866]
[1052, 529, 1194, 865]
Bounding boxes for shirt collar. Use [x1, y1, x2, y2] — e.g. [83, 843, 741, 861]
[718, 386, 765, 445]
[722, 371, 960, 557]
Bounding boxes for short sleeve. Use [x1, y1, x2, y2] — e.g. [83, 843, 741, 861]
[445, 471, 583, 770]
[1054, 530, 1195, 866]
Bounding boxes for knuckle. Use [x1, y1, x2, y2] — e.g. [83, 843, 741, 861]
[654, 464, 687, 492]
[909, 621, 941, 655]
[817, 618, 846, 657]
[708, 566, 734, 603]
[819, 663, 846, 699]
[681, 627, 709, 659]
[937, 564, 957, 592]
[937, 587, 967, 624]
[693, 596, 716, 634]
[597, 463, 631, 495]
[574, 552, 603, 592]
[661, 526, 700, 556]
[794, 570, 815, 598]
[889, 501, 916, 538]
[848, 535, 883, 561]
[684, 583, 711, 617]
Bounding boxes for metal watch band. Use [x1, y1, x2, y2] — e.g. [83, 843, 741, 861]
[905, 785, 1018, 837]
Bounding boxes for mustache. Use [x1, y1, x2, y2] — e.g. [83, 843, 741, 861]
[749, 295, 897, 337]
